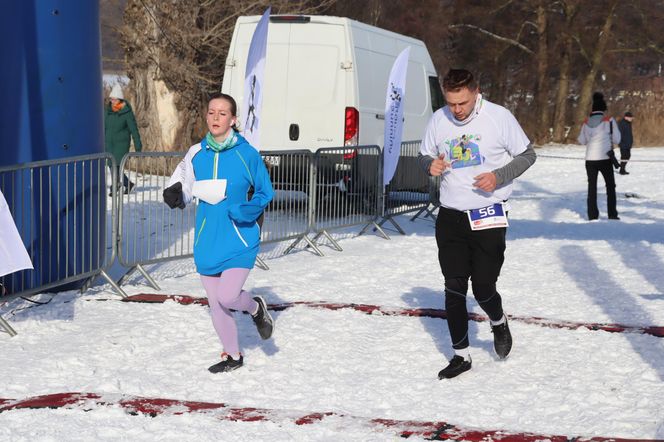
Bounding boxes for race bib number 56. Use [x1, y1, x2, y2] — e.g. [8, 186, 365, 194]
[467, 203, 508, 231]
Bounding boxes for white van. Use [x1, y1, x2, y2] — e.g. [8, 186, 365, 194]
[222, 15, 443, 151]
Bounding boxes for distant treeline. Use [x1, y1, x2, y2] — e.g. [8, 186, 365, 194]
[103, 0, 664, 148]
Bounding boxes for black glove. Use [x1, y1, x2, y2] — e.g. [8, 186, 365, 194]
[607, 150, 620, 169]
[163, 182, 185, 209]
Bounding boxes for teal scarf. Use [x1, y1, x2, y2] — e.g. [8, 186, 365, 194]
[206, 131, 237, 152]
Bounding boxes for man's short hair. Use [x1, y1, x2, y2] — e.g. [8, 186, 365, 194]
[624, 111, 633, 117]
[442, 69, 478, 92]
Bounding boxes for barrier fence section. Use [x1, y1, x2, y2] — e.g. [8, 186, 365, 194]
[380, 140, 434, 233]
[0, 154, 118, 336]
[309, 145, 386, 251]
[117, 150, 317, 285]
[260, 150, 319, 258]
[117, 152, 195, 290]
[1, 141, 431, 336]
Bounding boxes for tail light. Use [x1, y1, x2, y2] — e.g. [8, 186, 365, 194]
[344, 107, 359, 146]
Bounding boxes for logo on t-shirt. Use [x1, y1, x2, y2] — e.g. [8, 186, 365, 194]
[445, 134, 483, 169]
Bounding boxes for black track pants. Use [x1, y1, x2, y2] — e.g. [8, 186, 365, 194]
[585, 160, 617, 220]
[436, 206, 506, 349]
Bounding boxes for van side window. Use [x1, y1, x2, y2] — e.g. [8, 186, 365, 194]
[429, 76, 444, 113]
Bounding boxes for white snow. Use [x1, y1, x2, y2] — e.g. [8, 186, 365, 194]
[2, 144, 664, 441]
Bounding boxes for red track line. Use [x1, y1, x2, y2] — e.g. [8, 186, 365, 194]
[0, 392, 644, 441]
[124, 293, 664, 338]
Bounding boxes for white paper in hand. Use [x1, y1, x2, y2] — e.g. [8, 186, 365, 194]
[192, 179, 227, 205]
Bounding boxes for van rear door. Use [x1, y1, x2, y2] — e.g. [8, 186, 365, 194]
[223, 17, 349, 150]
[280, 20, 348, 149]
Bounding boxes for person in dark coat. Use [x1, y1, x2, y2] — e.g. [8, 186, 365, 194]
[104, 84, 142, 194]
[617, 111, 634, 175]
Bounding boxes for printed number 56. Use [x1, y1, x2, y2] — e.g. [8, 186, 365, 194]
[479, 206, 495, 217]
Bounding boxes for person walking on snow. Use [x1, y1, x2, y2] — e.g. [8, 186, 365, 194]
[418, 69, 536, 379]
[104, 84, 142, 195]
[578, 92, 621, 220]
[163, 92, 274, 373]
[617, 111, 634, 175]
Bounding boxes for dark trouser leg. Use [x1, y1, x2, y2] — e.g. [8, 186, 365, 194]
[436, 207, 472, 350]
[472, 281, 503, 322]
[598, 160, 618, 218]
[113, 166, 129, 189]
[585, 161, 600, 220]
[619, 161, 627, 174]
[620, 148, 630, 174]
[469, 226, 506, 322]
[444, 277, 470, 350]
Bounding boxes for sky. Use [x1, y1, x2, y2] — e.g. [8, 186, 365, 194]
[1, 144, 663, 441]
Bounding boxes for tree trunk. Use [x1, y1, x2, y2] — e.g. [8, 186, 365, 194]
[552, 1, 578, 142]
[130, 65, 167, 151]
[122, 0, 170, 152]
[534, 1, 549, 144]
[571, 0, 619, 139]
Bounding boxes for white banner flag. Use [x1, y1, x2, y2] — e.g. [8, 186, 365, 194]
[241, 7, 270, 149]
[0, 190, 33, 277]
[383, 47, 410, 186]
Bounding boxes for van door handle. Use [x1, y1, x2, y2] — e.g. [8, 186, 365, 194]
[376, 113, 405, 122]
[289, 124, 299, 141]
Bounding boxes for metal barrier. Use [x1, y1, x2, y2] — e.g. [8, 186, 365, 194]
[309, 145, 386, 251]
[260, 150, 321, 257]
[0, 153, 119, 336]
[1, 141, 433, 337]
[116, 152, 195, 289]
[116, 150, 318, 285]
[380, 140, 433, 233]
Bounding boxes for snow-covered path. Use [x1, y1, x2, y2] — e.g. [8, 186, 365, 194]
[1, 145, 663, 441]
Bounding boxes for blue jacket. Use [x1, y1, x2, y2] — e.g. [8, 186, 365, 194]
[167, 133, 273, 275]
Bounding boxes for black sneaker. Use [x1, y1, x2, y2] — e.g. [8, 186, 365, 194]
[208, 353, 243, 373]
[491, 317, 512, 359]
[252, 296, 274, 340]
[438, 355, 472, 379]
[123, 182, 135, 195]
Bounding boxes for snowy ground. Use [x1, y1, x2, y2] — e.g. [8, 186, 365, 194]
[1, 144, 664, 441]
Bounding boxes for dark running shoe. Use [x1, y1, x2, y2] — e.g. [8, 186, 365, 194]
[123, 182, 135, 195]
[208, 353, 243, 373]
[438, 355, 472, 379]
[491, 317, 513, 359]
[252, 296, 274, 340]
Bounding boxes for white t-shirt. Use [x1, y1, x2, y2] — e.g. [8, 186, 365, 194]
[0, 190, 33, 277]
[420, 98, 530, 211]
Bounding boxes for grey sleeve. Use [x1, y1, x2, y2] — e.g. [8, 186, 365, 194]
[493, 143, 537, 186]
[417, 152, 434, 175]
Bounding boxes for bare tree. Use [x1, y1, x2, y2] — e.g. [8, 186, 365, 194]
[448, 1, 550, 142]
[534, 0, 550, 142]
[570, 0, 620, 138]
[551, 0, 579, 142]
[116, 0, 664, 148]
[120, 0, 336, 152]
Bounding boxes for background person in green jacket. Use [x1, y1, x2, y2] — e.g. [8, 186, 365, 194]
[105, 84, 142, 194]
